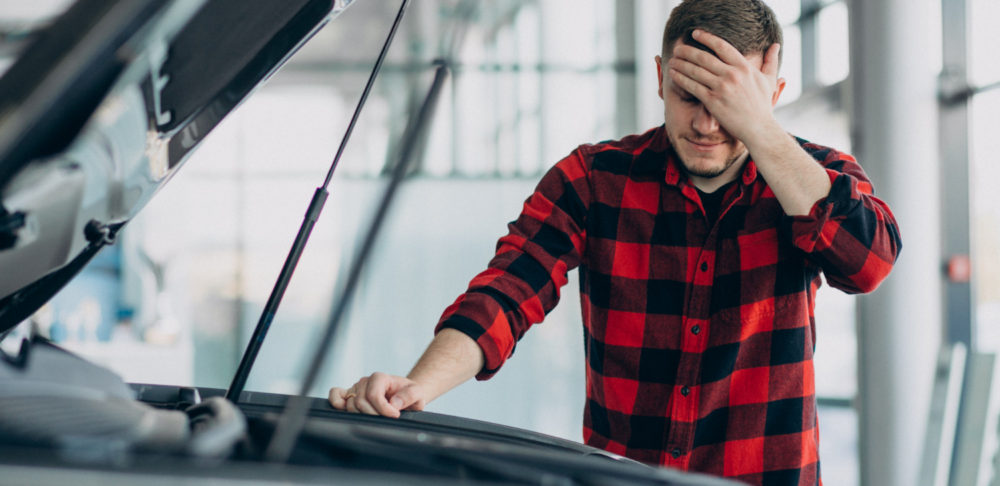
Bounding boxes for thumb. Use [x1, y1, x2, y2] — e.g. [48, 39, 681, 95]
[389, 385, 424, 411]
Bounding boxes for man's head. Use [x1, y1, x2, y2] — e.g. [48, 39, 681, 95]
[661, 0, 783, 67]
[655, 0, 784, 186]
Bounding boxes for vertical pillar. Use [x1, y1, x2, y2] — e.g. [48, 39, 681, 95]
[615, 0, 638, 136]
[799, 0, 820, 90]
[848, 0, 943, 485]
[939, 0, 972, 347]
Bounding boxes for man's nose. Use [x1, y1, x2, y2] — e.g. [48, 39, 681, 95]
[692, 105, 720, 135]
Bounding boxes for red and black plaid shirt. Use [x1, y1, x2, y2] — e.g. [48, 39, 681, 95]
[436, 125, 901, 485]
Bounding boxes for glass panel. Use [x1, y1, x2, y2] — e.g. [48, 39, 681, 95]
[517, 70, 542, 175]
[419, 0, 623, 177]
[540, 0, 600, 67]
[496, 70, 519, 177]
[516, 4, 540, 66]
[423, 75, 455, 177]
[493, 12, 518, 66]
[972, 88, 1000, 352]
[818, 405, 860, 486]
[768, 0, 801, 25]
[541, 72, 602, 164]
[814, 289, 857, 398]
[238, 87, 345, 176]
[595, 69, 616, 139]
[593, 1, 616, 65]
[777, 25, 803, 106]
[816, 2, 849, 86]
[454, 70, 498, 175]
[927, 0, 943, 77]
[970, 0, 1000, 85]
[458, 24, 490, 64]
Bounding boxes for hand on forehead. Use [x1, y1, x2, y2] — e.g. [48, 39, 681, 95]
[672, 29, 768, 71]
[663, 27, 784, 144]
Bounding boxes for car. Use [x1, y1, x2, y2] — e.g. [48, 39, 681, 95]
[0, 1, 741, 484]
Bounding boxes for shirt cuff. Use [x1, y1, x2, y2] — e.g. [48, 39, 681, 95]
[787, 169, 861, 254]
[435, 315, 505, 381]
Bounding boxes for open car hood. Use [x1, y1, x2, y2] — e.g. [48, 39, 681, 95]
[0, 0, 353, 333]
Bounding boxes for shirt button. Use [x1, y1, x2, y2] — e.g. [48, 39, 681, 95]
[671, 448, 682, 458]
[700, 261, 708, 272]
[681, 386, 690, 396]
[691, 325, 701, 335]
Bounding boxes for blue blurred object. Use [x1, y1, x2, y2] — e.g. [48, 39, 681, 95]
[47, 246, 121, 343]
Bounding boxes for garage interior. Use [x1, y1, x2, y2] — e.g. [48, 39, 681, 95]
[0, 0, 997, 485]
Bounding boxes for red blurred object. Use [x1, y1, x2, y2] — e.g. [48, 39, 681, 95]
[947, 255, 972, 283]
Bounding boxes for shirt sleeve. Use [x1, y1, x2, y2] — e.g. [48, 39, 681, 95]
[786, 142, 902, 294]
[435, 148, 592, 380]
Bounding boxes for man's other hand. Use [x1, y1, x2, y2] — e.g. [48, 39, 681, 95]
[328, 372, 427, 418]
[329, 328, 485, 418]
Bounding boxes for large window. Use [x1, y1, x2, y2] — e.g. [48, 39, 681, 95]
[122, 0, 625, 442]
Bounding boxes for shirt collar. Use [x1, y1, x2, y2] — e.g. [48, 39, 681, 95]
[740, 158, 758, 185]
[656, 126, 684, 187]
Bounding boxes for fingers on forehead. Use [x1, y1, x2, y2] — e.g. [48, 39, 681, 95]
[673, 43, 716, 67]
[690, 30, 743, 62]
[667, 68, 706, 97]
[672, 43, 728, 75]
[673, 34, 711, 54]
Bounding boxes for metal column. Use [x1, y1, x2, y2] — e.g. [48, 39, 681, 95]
[614, 0, 638, 137]
[939, 0, 973, 348]
[848, 0, 944, 485]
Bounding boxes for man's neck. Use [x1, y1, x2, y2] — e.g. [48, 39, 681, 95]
[688, 151, 750, 193]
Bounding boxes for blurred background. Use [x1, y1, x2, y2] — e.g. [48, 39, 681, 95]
[1, 0, 998, 485]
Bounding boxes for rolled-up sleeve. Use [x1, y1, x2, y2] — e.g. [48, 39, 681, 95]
[435, 148, 592, 379]
[786, 144, 902, 294]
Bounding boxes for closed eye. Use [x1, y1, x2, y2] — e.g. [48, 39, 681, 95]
[677, 91, 699, 104]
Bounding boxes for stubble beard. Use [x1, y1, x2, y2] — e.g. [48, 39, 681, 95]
[666, 129, 745, 180]
[681, 151, 744, 179]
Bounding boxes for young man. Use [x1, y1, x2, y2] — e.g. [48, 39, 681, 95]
[329, 1, 901, 484]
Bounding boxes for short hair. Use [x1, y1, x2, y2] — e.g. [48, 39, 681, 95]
[662, 0, 783, 65]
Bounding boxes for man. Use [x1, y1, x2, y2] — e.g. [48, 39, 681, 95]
[329, 1, 901, 484]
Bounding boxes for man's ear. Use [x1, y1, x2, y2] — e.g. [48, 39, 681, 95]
[655, 55, 664, 100]
[771, 77, 787, 107]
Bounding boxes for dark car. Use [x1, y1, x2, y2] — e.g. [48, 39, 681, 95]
[0, 1, 740, 484]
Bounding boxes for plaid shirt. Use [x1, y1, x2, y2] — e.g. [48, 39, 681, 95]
[436, 125, 901, 485]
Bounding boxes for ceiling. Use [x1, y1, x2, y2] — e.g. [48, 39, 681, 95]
[0, 0, 527, 73]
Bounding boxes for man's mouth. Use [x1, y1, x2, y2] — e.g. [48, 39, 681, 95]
[686, 138, 726, 151]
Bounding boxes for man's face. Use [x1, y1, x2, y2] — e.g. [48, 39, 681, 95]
[655, 42, 767, 181]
